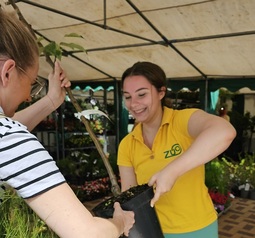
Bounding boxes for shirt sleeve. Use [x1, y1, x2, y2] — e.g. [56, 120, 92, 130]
[0, 118, 65, 199]
[172, 108, 199, 138]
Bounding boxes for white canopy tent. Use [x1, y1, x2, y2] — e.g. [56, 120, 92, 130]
[1, 0, 254, 153]
[1, 0, 254, 84]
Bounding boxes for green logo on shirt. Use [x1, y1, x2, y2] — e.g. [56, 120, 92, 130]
[164, 144, 182, 158]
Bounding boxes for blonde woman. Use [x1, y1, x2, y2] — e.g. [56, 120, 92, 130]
[0, 10, 134, 238]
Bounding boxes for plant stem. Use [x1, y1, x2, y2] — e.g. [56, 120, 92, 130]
[8, 0, 121, 196]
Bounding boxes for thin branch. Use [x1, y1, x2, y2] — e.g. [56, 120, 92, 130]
[7, 0, 121, 196]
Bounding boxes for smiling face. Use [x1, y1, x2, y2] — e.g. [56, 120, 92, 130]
[122, 75, 165, 124]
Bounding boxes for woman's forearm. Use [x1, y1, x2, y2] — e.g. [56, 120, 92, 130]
[13, 96, 56, 132]
[26, 184, 127, 238]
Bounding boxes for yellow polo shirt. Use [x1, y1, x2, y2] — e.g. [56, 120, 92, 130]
[118, 107, 217, 233]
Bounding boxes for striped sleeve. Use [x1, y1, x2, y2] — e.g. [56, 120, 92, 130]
[0, 118, 65, 199]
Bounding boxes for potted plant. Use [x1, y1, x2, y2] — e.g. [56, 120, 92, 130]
[205, 158, 234, 215]
[92, 184, 164, 238]
[222, 153, 255, 199]
[57, 151, 118, 201]
[71, 177, 111, 202]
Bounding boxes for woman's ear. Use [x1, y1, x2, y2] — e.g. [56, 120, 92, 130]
[0, 59, 16, 86]
[159, 86, 166, 100]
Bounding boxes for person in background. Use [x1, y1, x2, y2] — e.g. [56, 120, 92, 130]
[218, 106, 230, 122]
[118, 61, 236, 238]
[0, 10, 134, 238]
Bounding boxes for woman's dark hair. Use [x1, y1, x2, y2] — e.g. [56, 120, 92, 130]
[121, 61, 171, 107]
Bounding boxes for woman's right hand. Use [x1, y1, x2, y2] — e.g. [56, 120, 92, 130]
[47, 61, 71, 109]
[112, 202, 135, 237]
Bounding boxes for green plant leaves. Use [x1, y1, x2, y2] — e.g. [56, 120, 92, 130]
[0, 188, 57, 237]
[38, 33, 86, 61]
[64, 33, 84, 38]
[43, 41, 62, 60]
[60, 42, 86, 52]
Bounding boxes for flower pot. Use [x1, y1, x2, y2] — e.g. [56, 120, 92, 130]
[240, 189, 250, 199]
[249, 189, 255, 200]
[92, 184, 164, 238]
[231, 184, 241, 197]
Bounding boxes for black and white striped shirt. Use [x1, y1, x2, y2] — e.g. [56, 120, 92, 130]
[0, 117, 65, 199]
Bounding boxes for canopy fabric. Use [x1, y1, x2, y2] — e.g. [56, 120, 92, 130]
[1, 0, 255, 87]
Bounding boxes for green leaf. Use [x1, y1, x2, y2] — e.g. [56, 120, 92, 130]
[38, 46, 44, 56]
[43, 42, 57, 54]
[37, 32, 86, 61]
[55, 51, 62, 60]
[43, 42, 62, 59]
[64, 33, 84, 38]
[36, 36, 44, 43]
[60, 42, 86, 52]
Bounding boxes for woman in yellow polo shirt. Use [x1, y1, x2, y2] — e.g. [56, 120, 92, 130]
[118, 61, 236, 238]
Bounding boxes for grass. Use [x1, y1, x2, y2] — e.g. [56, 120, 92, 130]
[0, 187, 58, 238]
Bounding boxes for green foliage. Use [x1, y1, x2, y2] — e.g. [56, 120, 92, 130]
[64, 133, 94, 148]
[60, 42, 86, 51]
[57, 149, 118, 183]
[222, 153, 255, 186]
[42, 41, 62, 60]
[205, 158, 231, 194]
[38, 33, 86, 61]
[0, 188, 57, 238]
[64, 33, 84, 38]
[218, 88, 235, 104]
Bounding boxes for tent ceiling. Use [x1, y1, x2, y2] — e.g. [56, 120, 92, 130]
[1, 0, 255, 83]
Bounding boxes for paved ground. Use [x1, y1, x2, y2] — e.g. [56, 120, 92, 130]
[218, 197, 255, 238]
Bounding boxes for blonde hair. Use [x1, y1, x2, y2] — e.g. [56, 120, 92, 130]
[0, 10, 39, 70]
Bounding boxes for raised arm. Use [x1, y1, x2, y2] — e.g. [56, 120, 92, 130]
[12, 62, 70, 131]
[149, 109, 236, 206]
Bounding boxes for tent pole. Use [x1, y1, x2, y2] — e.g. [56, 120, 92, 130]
[114, 80, 120, 149]
[204, 77, 208, 111]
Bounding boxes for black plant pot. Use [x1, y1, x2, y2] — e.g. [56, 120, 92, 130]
[231, 184, 241, 197]
[249, 189, 255, 200]
[240, 189, 250, 199]
[92, 184, 164, 238]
